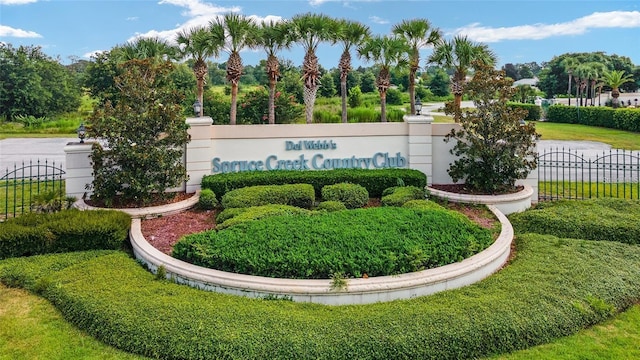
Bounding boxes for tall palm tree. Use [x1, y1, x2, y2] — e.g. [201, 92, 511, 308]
[602, 70, 634, 108]
[428, 35, 496, 122]
[392, 18, 441, 115]
[584, 62, 606, 106]
[211, 13, 258, 125]
[112, 37, 178, 63]
[335, 19, 370, 123]
[358, 35, 409, 122]
[176, 26, 224, 117]
[291, 13, 336, 124]
[257, 20, 292, 124]
[561, 58, 578, 106]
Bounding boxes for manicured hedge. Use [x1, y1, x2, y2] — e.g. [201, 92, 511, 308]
[402, 199, 446, 212]
[3, 231, 640, 359]
[221, 184, 315, 209]
[507, 102, 541, 121]
[316, 201, 347, 212]
[201, 168, 427, 199]
[509, 198, 640, 244]
[381, 186, 426, 207]
[173, 207, 493, 279]
[216, 204, 311, 230]
[0, 210, 131, 259]
[320, 182, 369, 209]
[546, 105, 640, 132]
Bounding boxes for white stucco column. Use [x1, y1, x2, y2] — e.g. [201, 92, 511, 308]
[185, 116, 213, 193]
[64, 142, 94, 199]
[404, 114, 434, 185]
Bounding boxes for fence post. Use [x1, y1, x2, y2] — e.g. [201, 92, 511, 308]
[64, 141, 94, 200]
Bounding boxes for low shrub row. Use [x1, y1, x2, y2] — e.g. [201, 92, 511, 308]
[172, 206, 492, 279]
[507, 102, 541, 121]
[381, 186, 426, 206]
[216, 205, 311, 230]
[221, 184, 315, 209]
[202, 168, 427, 200]
[0, 209, 131, 259]
[546, 105, 640, 132]
[3, 229, 640, 359]
[312, 107, 405, 123]
[509, 198, 640, 244]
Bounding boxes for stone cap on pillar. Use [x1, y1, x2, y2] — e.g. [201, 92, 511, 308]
[186, 116, 213, 126]
[404, 114, 434, 124]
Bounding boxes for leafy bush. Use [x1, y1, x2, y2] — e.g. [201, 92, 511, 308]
[316, 200, 347, 212]
[507, 102, 541, 121]
[173, 207, 492, 279]
[402, 199, 447, 212]
[0, 209, 130, 259]
[546, 105, 640, 133]
[348, 85, 363, 108]
[215, 207, 247, 224]
[238, 87, 303, 124]
[509, 198, 640, 244]
[4, 227, 640, 359]
[202, 168, 427, 200]
[381, 186, 426, 207]
[321, 183, 369, 209]
[385, 88, 403, 105]
[221, 184, 315, 209]
[197, 189, 218, 210]
[215, 204, 311, 230]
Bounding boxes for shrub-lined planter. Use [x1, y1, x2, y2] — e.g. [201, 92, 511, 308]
[130, 205, 513, 305]
[428, 184, 534, 215]
[73, 192, 199, 219]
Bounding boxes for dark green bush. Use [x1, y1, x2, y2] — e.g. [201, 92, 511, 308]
[381, 186, 426, 207]
[202, 168, 427, 200]
[0, 209, 130, 259]
[507, 102, 541, 121]
[173, 207, 492, 279]
[221, 184, 315, 209]
[197, 189, 218, 210]
[3, 229, 640, 359]
[215, 207, 247, 224]
[216, 205, 311, 230]
[509, 198, 640, 244]
[320, 183, 369, 209]
[385, 88, 403, 105]
[316, 201, 347, 212]
[546, 105, 640, 132]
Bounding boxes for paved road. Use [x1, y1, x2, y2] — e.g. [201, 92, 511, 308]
[0, 138, 76, 175]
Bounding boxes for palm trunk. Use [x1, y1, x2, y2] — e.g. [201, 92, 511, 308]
[380, 90, 387, 122]
[197, 78, 204, 117]
[268, 78, 276, 124]
[568, 74, 572, 106]
[408, 66, 417, 115]
[341, 79, 348, 123]
[230, 84, 238, 125]
[453, 93, 462, 122]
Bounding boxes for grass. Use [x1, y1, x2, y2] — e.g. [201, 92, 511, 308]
[539, 181, 640, 200]
[535, 122, 640, 150]
[0, 180, 66, 219]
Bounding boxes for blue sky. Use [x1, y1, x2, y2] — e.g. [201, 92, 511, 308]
[1, 0, 639, 69]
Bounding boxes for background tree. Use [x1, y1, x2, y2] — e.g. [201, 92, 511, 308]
[445, 61, 539, 194]
[358, 35, 409, 122]
[602, 70, 634, 108]
[111, 37, 178, 63]
[257, 20, 292, 124]
[424, 67, 450, 97]
[392, 18, 441, 114]
[176, 26, 223, 117]
[429, 35, 496, 122]
[212, 13, 258, 125]
[513, 84, 536, 103]
[336, 19, 370, 122]
[88, 59, 189, 205]
[0, 44, 80, 121]
[291, 13, 336, 123]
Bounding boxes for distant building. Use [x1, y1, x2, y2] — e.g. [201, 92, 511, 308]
[512, 77, 539, 88]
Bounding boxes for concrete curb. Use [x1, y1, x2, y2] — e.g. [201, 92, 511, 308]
[73, 192, 199, 219]
[130, 205, 513, 305]
[428, 185, 534, 215]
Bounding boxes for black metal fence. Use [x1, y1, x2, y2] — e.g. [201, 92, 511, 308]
[538, 148, 640, 201]
[1, 159, 65, 220]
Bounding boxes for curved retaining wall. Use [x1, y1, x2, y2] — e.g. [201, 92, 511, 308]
[73, 192, 199, 219]
[428, 185, 534, 215]
[130, 205, 513, 305]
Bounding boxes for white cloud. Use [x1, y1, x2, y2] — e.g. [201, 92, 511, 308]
[309, 0, 329, 5]
[126, 16, 139, 21]
[82, 49, 106, 59]
[456, 11, 640, 43]
[369, 16, 388, 25]
[0, 24, 42, 38]
[0, 0, 37, 5]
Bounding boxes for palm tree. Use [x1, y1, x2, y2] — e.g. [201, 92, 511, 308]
[561, 58, 578, 106]
[211, 13, 258, 125]
[257, 20, 292, 124]
[428, 35, 496, 122]
[602, 70, 634, 108]
[112, 37, 178, 63]
[335, 19, 370, 123]
[358, 35, 409, 122]
[392, 18, 441, 115]
[291, 13, 337, 124]
[176, 26, 224, 117]
[584, 62, 606, 106]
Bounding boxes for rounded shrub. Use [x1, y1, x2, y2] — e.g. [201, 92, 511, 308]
[197, 189, 218, 210]
[321, 183, 369, 209]
[316, 201, 347, 212]
[381, 186, 426, 207]
[216, 205, 311, 230]
[221, 184, 315, 209]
